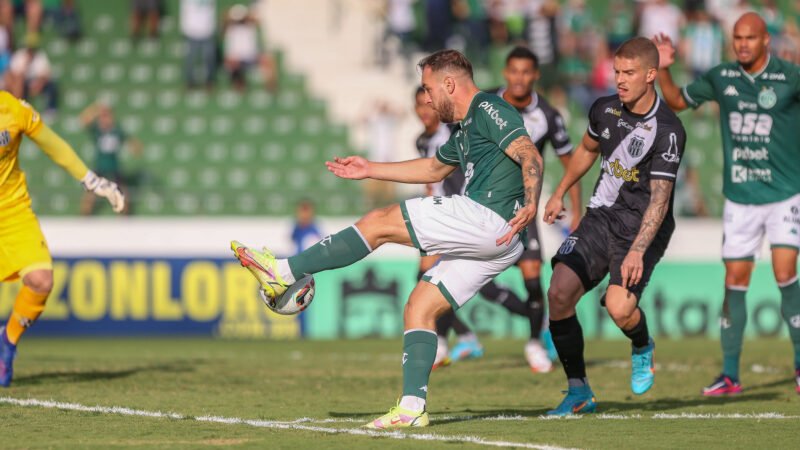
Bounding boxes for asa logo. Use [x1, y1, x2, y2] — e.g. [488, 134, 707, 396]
[606, 159, 640, 182]
[0, 130, 9, 146]
[478, 101, 508, 130]
[627, 135, 645, 157]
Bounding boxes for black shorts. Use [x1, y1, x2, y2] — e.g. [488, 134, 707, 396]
[551, 208, 669, 299]
[518, 219, 542, 261]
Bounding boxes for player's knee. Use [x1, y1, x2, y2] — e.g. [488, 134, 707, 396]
[23, 270, 53, 294]
[356, 204, 402, 246]
[773, 268, 797, 285]
[607, 306, 635, 329]
[547, 283, 573, 314]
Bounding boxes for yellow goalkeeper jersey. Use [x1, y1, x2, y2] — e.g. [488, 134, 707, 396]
[0, 91, 89, 217]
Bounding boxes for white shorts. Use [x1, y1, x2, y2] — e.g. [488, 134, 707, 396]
[722, 193, 800, 260]
[401, 195, 523, 310]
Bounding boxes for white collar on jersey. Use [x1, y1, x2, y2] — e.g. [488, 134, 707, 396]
[739, 54, 771, 84]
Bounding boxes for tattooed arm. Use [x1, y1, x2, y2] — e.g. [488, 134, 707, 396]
[620, 178, 674, 288]
[496, 135, 544, 246]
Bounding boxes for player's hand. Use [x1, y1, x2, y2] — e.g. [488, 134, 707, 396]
[325, 156, 370, 180]
[81, 171, 125, 213]
[620, 250, 644, 289]
[497, 203, 536, 246]
[652, 33, 676, 69]
[543, 196, 565, 225]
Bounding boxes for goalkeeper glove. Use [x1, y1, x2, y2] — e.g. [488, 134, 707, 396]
[81, 171, 125, 213]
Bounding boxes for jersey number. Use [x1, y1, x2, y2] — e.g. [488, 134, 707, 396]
[728, 112, 773, 136]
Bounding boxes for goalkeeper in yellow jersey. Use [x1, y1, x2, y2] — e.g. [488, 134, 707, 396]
[0, 91, 124, 387]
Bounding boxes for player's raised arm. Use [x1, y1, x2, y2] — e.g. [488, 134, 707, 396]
[544, 132, 599, 224]
[497, 134, 543, 246]
[325, 155, 456, 184]
[653, 33, 689, 112]
[29, 123, 126, 213]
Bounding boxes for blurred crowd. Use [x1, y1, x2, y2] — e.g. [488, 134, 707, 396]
[378, 0, 800, 113]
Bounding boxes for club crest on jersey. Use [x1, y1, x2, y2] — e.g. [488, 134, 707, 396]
[758, 86, 777, 109]
[627, 135, 645, 158]
[0, 130, 8, 146]
[558, 236, 578, 255]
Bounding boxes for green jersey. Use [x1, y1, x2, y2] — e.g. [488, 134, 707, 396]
[436, 91, 529, 221]
[682, 56, 800, 204]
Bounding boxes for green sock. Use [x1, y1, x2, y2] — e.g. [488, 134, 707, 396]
[779, 279, 800, 369]
[287, 226, 372, 279]
[402, 330, 437, 399]
[721, 288, 747, 379]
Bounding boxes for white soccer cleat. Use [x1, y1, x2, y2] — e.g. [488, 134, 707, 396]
[525, 339, 553, 373]
[433, 336, 450, 369]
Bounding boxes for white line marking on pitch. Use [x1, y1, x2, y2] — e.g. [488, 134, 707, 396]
[0, 397, 575, 450]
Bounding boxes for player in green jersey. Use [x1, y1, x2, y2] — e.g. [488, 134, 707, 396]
[231, 50, 544, 428]
[655, 12, 800, 396]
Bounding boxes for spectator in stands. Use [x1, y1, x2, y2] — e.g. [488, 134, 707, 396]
[291, 199, 323, 254]
[423, 0, 452, 51]
[0, 0, 41, 44]
[605, 0, 634, 51]
[0, 23, 10, 78]
[637, 0, 685, 44]
[681, 8, 723, 79]
[525, 0, 560, 92]
[5, 33, 57, 117]
[381, 0, 415, 69]
[130, 0, 162, 40]
[223, 3, 277, 92]
[48, 0, 81, 42]
[78, 101, 141, 215]
[362, 99, 401, 209]
[181, 0, 216, 90]
[452, 0, 489, 65]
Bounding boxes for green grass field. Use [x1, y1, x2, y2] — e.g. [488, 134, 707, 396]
[2, 337, 798, 449]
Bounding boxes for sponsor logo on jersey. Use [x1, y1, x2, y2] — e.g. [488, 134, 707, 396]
[463, 118, 473, 126]
[757, 87, 777, 109]
[737, 101, 757, 111]
[606, 159, 640, 182]
[604, 107, 622, 117]
[762, 72, 786, 81]
[478, 101, 509, 130]
[601, 128, 610, 139]
[627, 135, 645, 157]
[558, 236, 578, 254]
[731, 165, 772, 183]
[782, 215, 800, 225]
[720, 68, 741, 77]
[732, 146, 769, 161]
[661, 132, 681, 163]
[724, 85, 739, 96]
[617, 119, 633, 131]
[0, 130, 9, 146]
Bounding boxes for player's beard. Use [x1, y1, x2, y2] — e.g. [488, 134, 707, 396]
[436, 97, 455, 123]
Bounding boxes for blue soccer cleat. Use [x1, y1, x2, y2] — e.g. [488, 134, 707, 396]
[547, 384, 597, 416]
[631, 338, 655, 395]
[449, 339, 484, 362]
[0, 327, 17, 388]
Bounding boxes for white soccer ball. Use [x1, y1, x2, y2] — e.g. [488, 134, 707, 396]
[259, 275, 315, 315]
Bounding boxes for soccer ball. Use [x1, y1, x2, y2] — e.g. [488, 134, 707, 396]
[259, 275, 315, 315]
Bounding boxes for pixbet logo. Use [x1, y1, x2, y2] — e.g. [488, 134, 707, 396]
[478, 101, 508, 130]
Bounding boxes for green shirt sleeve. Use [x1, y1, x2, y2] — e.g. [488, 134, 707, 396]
[473, 95, 528, 151]
[682, 69, 716, 109]
[435, 133, 461, 166]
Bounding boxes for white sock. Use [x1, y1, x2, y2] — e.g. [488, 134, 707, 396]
[399, 395, 426, 412]
[276, 259, 296, 284]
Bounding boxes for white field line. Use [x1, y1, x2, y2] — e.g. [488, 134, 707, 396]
[0, 397, 575, 450]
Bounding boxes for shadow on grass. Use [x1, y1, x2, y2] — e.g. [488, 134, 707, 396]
[13, 362, 197, 386]
[329, 391, 784, 427]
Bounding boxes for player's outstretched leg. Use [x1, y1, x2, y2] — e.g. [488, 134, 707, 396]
[230, 241, 292, 299]
[704, 287, 746, 396]
[0, 327, 17, 387]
